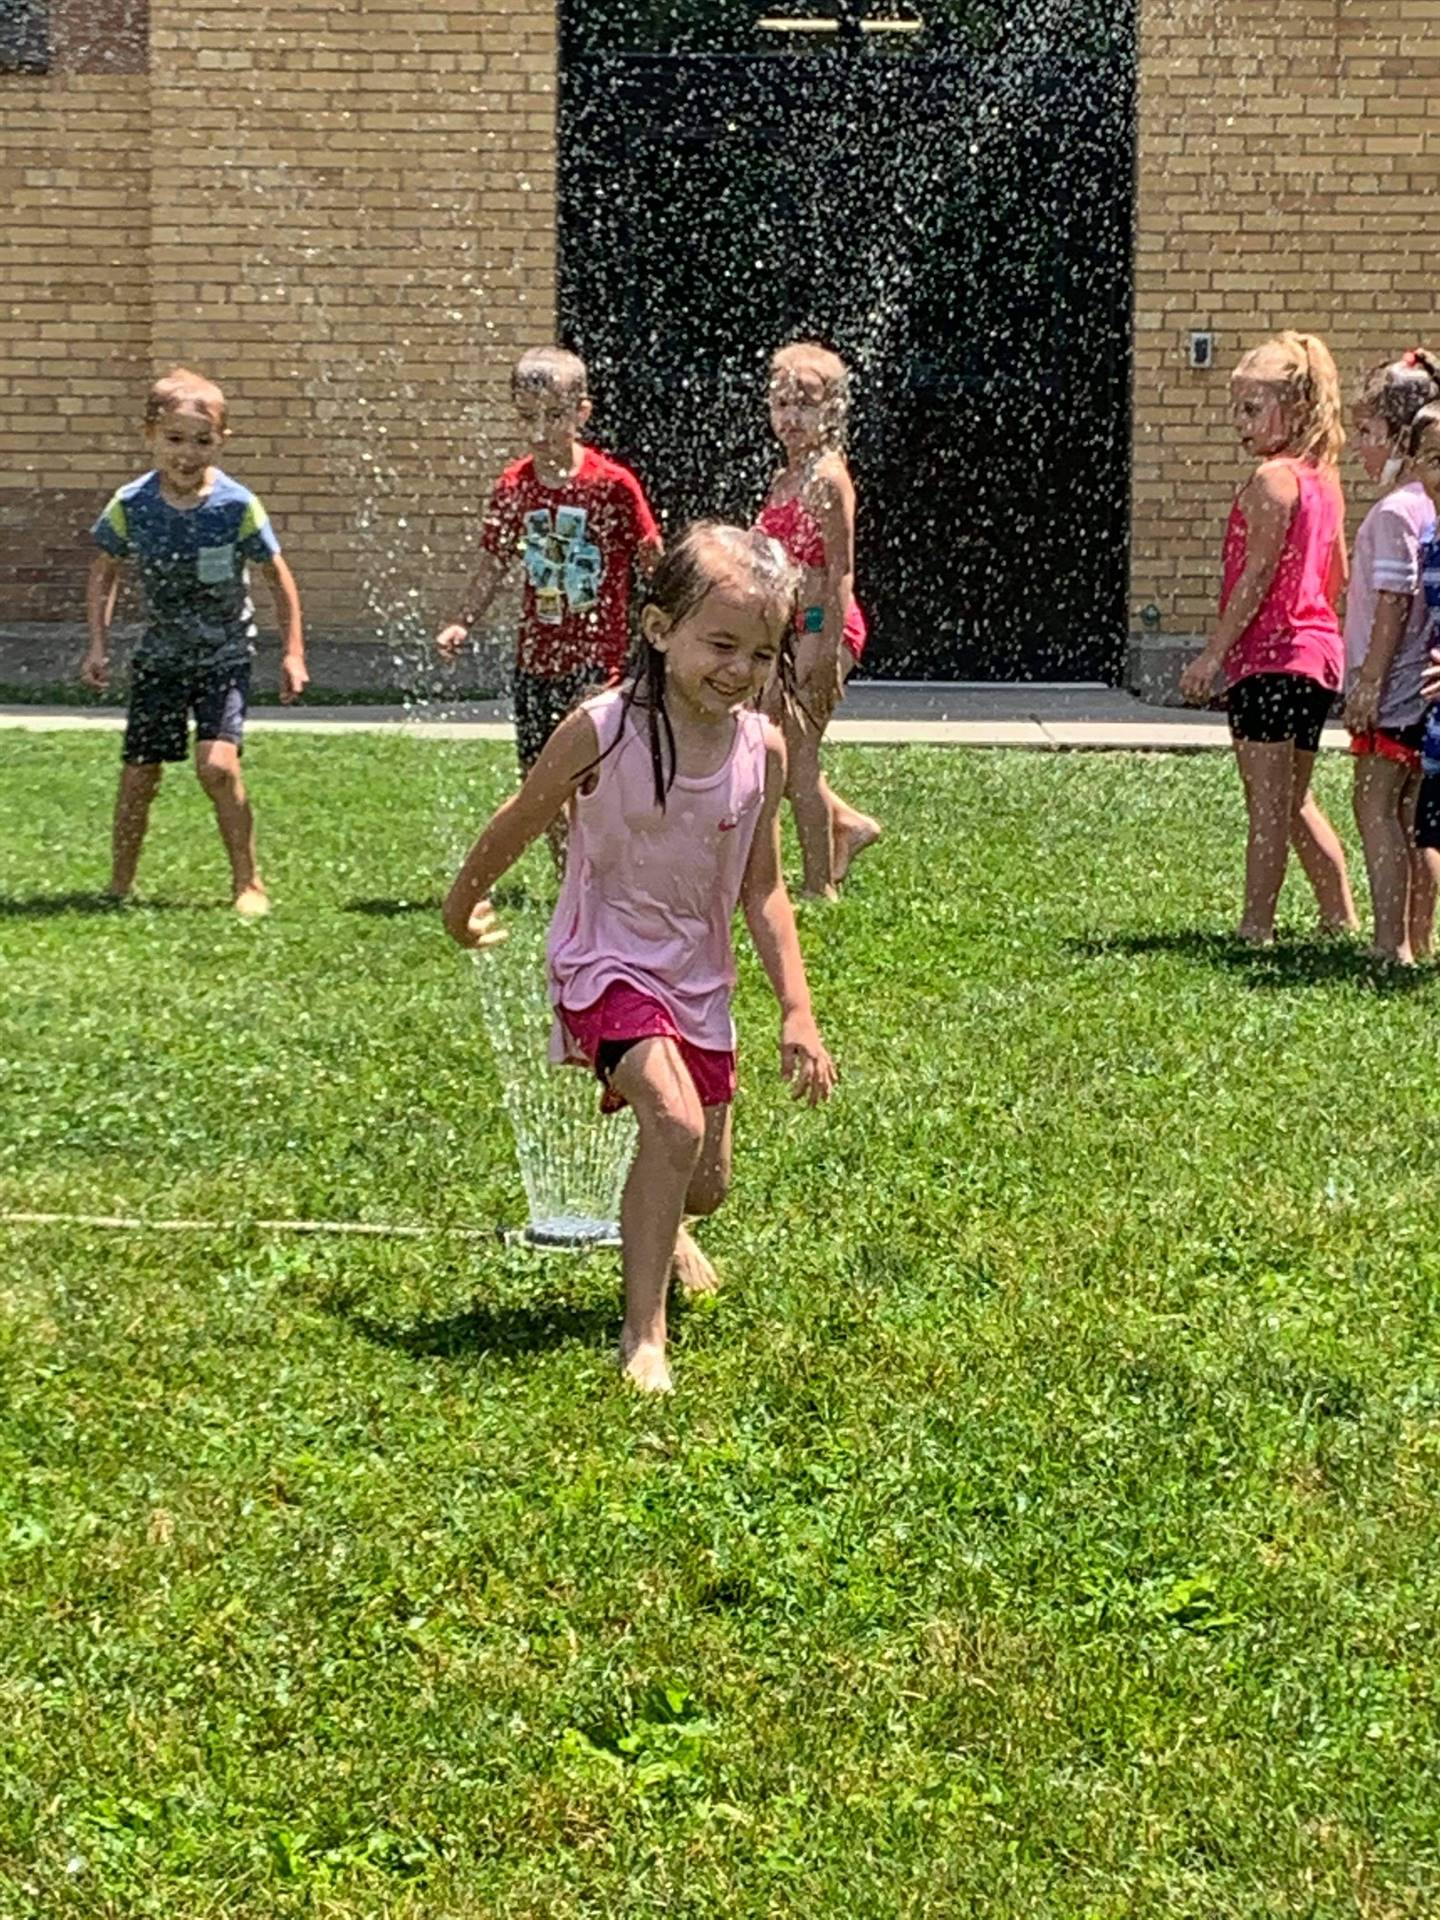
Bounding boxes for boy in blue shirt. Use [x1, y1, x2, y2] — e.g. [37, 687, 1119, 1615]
[82, 368, 308, 916]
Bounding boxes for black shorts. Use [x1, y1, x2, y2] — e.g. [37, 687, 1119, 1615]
[1415, 773, 1440, 850]
[512, 668, 602, 770]
[123, 658, 250, 764]
[1226, 672, 1335, 754]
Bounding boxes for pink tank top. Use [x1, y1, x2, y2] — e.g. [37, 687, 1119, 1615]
[1220, 457, 1344, 690]
[547, 687, 771, 1054]
[756, 493, 868, 659]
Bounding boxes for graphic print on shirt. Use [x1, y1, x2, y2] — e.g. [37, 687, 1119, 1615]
[523, 505, 605, 626]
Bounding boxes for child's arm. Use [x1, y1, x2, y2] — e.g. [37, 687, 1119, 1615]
[1179, 461, 1299, 702]
[442, 708, 598, 946]
[1343, 591, 1411, 733]
[739, 731, 836, 1106]
[81, 554, 122, 689]
[437, 549, 509, 659]
[259, 555, 308, 703]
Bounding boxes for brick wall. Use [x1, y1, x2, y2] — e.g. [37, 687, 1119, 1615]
[1133, 0, 1440, 642]
[0, 0, 555, 635]
[8, 0, 1438, 661]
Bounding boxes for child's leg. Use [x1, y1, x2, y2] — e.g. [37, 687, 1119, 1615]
[1352, 754, 1413, 961]
[109, 762, 163, 896]
[1288, 750, 1357, 933]
[784, 692, 839, 899]
[606, 1035, 708, 1392]
[825, 652, 881, 884]
[672, 1103, 732, 1297]
[1232, 738, 1297, 941]
[194, 741, 263, 907]
[1403, 773, 1436, 958]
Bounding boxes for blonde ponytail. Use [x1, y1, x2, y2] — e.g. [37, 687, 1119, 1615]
[1235, 330, 1344, 466]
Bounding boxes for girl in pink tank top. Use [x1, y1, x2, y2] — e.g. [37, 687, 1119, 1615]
[1180, 331, 1358, 945]
[444, 523, 836, 1394]
[757, 340, 882, 899]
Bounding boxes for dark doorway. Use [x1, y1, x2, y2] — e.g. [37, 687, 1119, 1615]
[559, 1, 1135, 681]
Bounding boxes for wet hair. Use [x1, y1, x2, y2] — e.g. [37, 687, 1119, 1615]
[617, 521, 799, 810]
[144, 366, 227, 434]
[1357, 348, 1440, 444]
[512, 345, 589, 406]
[770, 340, 851, 448]
[1233, 330, 1344, 465]
[1405, 401, 1440, 462]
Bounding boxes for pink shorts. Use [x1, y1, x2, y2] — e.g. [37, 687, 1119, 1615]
[559, 983, 737, 1113]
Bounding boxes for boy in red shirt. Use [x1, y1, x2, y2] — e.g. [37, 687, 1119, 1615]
[438, 347, 662, 859]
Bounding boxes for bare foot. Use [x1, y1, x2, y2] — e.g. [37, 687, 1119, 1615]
[1316, 917, 1360, 939]
[1235, 923, 1274, 947]
[618, 1335, 673, 1394]
[833, 814, 881, 885]
[1367, 943, 1414, 968]
[233, 884, 271, 920]
[672, 1226, 719, 1297]
[798, 884, 840, 904]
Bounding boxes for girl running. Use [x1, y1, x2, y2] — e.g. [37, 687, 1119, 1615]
[1341, 349, 1440, 964]
[756, 341, 881, 899]
[1180, 331, 1357, 945]
[444, 523, 836, 1394]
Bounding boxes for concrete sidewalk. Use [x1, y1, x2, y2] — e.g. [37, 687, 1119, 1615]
[0, 682, 1349, 752]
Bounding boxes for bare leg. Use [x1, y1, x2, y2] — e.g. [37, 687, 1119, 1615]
[194, 741, 265, 912]
[1232, 738, 1297, 942]
[822, 653, 881, 884]
[109, 762, 163, 897]
[672, 1104, 732, 1297]
[1353, 754, 1413, 962]
[1424, 848, 1440, 929]
[607, 1037, 707, 1393]
[1288, 749, 1357, 933]
[784, 700, 838, 899]
[1401, 774, 1435, 959]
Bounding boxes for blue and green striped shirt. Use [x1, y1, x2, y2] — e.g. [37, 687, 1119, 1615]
[92, 469, 280, 668]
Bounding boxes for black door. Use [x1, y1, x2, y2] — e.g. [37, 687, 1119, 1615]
[560, 2, 1135, 682]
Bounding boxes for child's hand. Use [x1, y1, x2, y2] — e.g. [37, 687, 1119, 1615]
[1343, 675, 1380, 734]
[80, 650, 108, 692]
[1422, 649, 1440, 708]
[280, 654, 309, 704]
[1178, 650, 1221, 705]
[436, 623, 469, 661]
[780, 1009, 836, 1106]
[452, 898, 507, 950]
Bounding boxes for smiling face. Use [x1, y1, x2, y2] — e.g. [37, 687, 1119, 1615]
[646, 583, 784, 724]
[146, 400, 224, 502]
[1230, 377, 1294, 460]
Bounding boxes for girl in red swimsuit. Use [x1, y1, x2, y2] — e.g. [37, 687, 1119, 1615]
[756, 341, 881, 898]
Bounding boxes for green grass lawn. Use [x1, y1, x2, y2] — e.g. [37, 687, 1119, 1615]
[3, 733, 1439, 1918]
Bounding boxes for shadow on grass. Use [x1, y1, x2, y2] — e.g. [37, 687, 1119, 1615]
[1067, 929, 1433, 993]
[343, 1295, 615, 1363]
[345, 896, 442, 918]
[344, 880, 544, 918]
[0, 890, 194, 918]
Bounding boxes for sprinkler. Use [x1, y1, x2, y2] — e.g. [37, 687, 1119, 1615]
[504, 1216, 623, 1253]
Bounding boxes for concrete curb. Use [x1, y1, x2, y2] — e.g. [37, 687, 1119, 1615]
[0, 704, 1353, 753]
